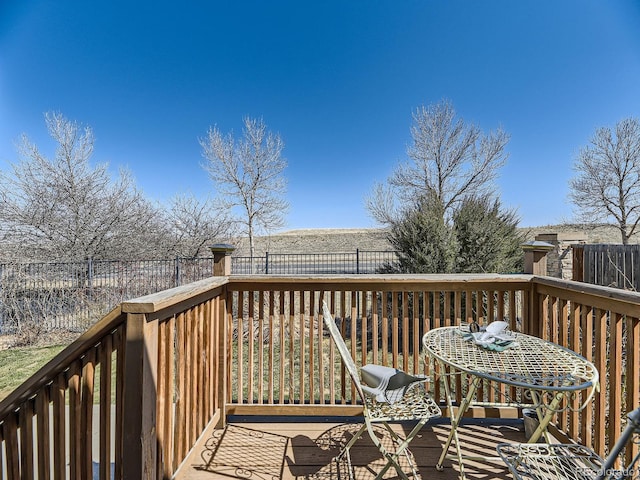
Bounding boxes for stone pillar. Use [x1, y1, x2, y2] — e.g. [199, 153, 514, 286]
[534, 232, 587, 279]
[522, 240, 555, 275]
[209, 244, 235, 276]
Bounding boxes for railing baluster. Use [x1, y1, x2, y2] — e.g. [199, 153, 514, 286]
[4, 411, 19, 479]
[328, 291, 336, 404]
[68, 362, 81, 479]
[609, 312, 624, 454]
[236, 291, 244, 406]
[80, 350, 96, 480]
[248, 292, 255, 404]
[402, 291, 409, 372]
[626, 315, 640, 465]
[0, 414, 4, 480]
[19, 400, 34, 479]
[289, 291, 295, 403]
[316, 290, 324, 404]
[298, 291, 308, 403]
[279, 291, 286, 404]
[310, 290, 316, 404]
[371, 291, 379, 366]
[581, 306, 594, 448]
[392, 292, 399, 368]
[594, 308, 607, 454]
[36, 388, 50, 480]
[99, 336, 113, 480]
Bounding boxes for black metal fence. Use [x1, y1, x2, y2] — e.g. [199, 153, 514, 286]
[0, 257, 215, 334]
[0, 250, 399, 334]
[231, 250, 398, 275]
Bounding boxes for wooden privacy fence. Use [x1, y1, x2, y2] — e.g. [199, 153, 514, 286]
[1, 274, 639, 478]
[574, 244, 640, 291]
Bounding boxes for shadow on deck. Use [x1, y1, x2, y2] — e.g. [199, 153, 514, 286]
[175, 418, 525, 480]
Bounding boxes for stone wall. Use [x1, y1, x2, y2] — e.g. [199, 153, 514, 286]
[534, 232, 587, 279]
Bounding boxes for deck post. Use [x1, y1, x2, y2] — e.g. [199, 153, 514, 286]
[522, 243, 553, 337]
[121, 312, 159, 479]
[572, 244, 585, 282]
[210, 244, 235, 276]
[522, 241, 554, 276]
[216, 292, 228, 428]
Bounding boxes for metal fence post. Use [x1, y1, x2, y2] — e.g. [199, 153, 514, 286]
[356, 249, 360, 274]
[87, 257, 94, 301]
[174, 257, 180, 287]
[265, 252, 269, 275]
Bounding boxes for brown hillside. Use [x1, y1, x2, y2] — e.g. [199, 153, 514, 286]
[232, 229, 391, 256]
[231, 224, 632, 257]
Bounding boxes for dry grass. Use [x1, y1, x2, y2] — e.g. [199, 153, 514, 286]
[0, 343, 66, 401]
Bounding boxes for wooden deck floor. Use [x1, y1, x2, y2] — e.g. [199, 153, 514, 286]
[175, 418, 526, 480]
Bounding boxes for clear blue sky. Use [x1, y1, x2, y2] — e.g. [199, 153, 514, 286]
[2, 1, 640, 231]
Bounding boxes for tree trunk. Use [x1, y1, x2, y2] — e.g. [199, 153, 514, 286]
[248, 223, 255, 274]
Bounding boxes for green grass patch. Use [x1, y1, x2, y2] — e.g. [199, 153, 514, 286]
[0, 344, 67, 402]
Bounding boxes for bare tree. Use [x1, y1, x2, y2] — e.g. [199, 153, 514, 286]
[0, 112, 163, 261]
[366, 100, 509, 226]
[165, 193, 237, 257]
[200, 116, 288, 261]
[569, 117, 640, 245]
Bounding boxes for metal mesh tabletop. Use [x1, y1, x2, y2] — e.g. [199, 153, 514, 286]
[422, 327, 598, 392]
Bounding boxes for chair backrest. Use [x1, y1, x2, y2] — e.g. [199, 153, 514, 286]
[321, 302, 366, 402]
[597, 406, 640, 480]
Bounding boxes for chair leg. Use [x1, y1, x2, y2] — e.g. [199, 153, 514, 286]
[380, 421, 419, 475]
[398, 419, 431, 475]
[368, 421, 408, 480]
[368, 419, 429, 480]
[334, 450, 354, 480]
[336, 424, 367, 462]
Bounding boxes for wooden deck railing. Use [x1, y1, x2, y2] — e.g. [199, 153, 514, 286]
[0, 305, 127, 479]
[531, 276, 640, 463]
[1, 274, 639, 478]
[223, 275, 531, 415]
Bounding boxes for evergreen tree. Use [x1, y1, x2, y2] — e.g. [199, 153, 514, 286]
[382, 195, 456, 273]
[453, 195, 524, 273]
[384, 194, 522, 274]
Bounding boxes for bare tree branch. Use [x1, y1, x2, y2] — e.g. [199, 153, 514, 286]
[0, 112, 166, 261]
[367, 99, 509, 227]
[165, 193, 237, 257]
[569, 117, 640, 244]
[200, 116, 288, 260]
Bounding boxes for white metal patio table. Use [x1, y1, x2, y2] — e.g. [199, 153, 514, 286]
[422, 326, 599, 479]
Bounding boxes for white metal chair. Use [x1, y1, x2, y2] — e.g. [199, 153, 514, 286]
[321, 302, 441, 479]
[497, 407, 640, 480]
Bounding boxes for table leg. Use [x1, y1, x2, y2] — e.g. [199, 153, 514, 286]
[436, 369, 482, 479]
[527, 389, 566, 443]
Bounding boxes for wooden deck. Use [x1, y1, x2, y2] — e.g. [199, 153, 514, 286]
[175, 418, 526, 480]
